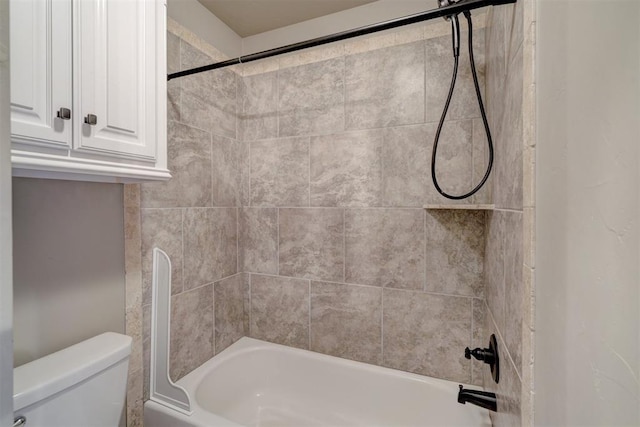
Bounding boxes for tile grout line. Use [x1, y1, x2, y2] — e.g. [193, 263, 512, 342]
[178, 279, 217, 296]
[237, 115, 483, 143]
[244, 271, 482, 300]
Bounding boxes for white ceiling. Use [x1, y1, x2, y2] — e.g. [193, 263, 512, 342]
[196, 0, 379, 37]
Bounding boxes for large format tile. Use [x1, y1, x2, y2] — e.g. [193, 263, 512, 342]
[183, 208, 237, 289]
[279, 208, 344, 282]
[425, 210, 485, 297]
[345, 42, 425, 130]
[383, 289, 471, 383]
[141, 122, 211, 208]
[382, 125, 430, 207]
[141, 209, 183, 305]
[310, 281, 382, 364]
[240, 208, 278, 274]
[278, 58, 344, 137]
[310, 130, 382, 207]
[214, 274, 245, 354]
[250, 137, 309, 207]
[250, 274, 309, 349]
[239, 72, 278, 141]
[180, 41, 237, 139]
[212, 135, 240, 207]
[425, 29, 485, 123]
[504, 211, 523, 376]
[170, 285, 214, 381]
[345, 209, 424, 290]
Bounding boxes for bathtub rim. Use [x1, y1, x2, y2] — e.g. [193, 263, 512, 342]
[145, 337, 490, 427]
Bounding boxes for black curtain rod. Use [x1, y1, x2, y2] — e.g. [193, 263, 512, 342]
[167, 0, 516, 81]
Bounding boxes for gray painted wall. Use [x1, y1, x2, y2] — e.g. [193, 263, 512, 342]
[535, 0, 640, 424]
[12, 178, 125, 366]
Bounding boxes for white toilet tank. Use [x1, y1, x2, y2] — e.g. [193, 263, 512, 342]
[13, 332, 132, 427]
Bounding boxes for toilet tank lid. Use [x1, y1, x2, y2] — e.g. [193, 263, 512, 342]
[14, 332, 132, 411]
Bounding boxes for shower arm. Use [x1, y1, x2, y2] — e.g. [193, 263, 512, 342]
[167, 0, 516, 81]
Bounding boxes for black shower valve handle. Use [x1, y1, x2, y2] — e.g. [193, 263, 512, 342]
[464, 346, 495, 365]
[464, 334, 500, 384]
[466, 334, 500, 384]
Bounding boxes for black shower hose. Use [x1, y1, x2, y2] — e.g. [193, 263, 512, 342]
[431, 11, 494, 200]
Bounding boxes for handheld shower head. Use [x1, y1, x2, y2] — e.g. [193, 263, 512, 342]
[451, 13, 460, 57]
[437, 0, 461, 57]
[430, 7, 494, 200]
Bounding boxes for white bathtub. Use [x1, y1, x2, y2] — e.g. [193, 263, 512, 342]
[144, 337, 491, 427]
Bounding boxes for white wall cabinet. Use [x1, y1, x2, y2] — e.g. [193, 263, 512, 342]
[10, 0, 170, 183]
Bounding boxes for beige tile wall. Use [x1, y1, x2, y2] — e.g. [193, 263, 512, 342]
[239, 18, 491, 386]
[124, 7, 537, 424]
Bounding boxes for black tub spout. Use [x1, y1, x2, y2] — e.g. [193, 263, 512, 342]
[457, 385, 497, 412]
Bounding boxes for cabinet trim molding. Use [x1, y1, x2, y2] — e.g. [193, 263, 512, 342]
[12, 150, 171, 183]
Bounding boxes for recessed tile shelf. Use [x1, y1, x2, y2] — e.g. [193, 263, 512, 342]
[424, 204, 495, 210]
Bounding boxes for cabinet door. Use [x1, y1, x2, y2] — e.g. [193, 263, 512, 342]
[75, 0, 158, 161]
[10, 0, 72, 149]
